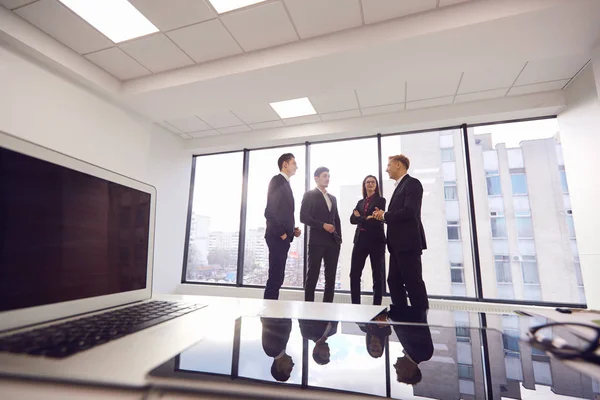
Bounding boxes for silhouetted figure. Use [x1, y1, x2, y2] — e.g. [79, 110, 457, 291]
[261, 317, 295, 382]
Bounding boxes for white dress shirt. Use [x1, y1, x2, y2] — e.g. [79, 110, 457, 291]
[394, 172, 408, 187]
[318, 187, 332, 212]
[280, 171, 290, 182]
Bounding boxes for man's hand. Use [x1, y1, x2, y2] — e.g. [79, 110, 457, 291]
[280, 233, 288, 240]
[323, 223, 335, 233]
[365, 215, 374, 220]
[294, 227, 302, 237]
[372, 208, 385, 221]
[353, 209, 360, 217]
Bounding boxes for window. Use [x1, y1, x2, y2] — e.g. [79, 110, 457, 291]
[441, 148, 455, 162]
[311, 138, 379, 292]
[458, 364, 474, 379]
[495, 255, 512, 283]
[516, 212, 533, 238]
[243, 146, 306, 287]
[444, 180, 458, 200]
[185, 152, 244, 284]
[510, 170, 528, 195]
[521, 256, 540, 284]
[471, 119, 585, 304]
[486, 170, 501, 196]
[451, 263, 464, 283]
[566, 210, 576, 238]
[447, 220, 460, 240]
[559, 167, 569, 193]
[490, 212, 507, 238]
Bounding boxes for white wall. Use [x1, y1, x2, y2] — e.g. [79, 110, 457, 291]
[0, 44, 191, 295]
[557, 62, 600, 309]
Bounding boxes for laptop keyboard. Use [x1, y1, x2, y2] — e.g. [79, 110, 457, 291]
[0, 300, 203, 359]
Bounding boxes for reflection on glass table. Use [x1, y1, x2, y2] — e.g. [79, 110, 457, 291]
[149, 310, 600, 400]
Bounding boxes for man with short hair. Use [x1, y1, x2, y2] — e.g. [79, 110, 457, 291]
[264, 153, 301, 300]
[373, 154, 429, 309]
[300, 167, 342, 302]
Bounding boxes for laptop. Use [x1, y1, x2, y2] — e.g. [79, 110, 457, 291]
[0, 131, 207, 387]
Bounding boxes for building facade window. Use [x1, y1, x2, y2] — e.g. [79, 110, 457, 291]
[566, 210, 576, 238]
[444, 180, 458, 200]
[559, 167, 569, 193]
[490, 212, 507, 238]
[441, 148, 455, 162]
[451, 262, 465, 283]
[510, 169, 528, 195]
[516, 212, 534, 238]
[521, 255, 540, 284]
[495, 255, 512, 283]
[447, 220, 461, 240]
[486, 170, 502, 196]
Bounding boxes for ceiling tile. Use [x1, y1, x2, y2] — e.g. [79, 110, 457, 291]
[361, 0, 437, 24]
[167, 20, 242, 64]
[454, 89, 507, 103]
[356, 82, 405, 108]
[157, 121, 182, 134]
[218, 125, 252, 134]
[249, 120, 285, 130]
[361, 103, 404, 116]
[283, 0, 362, 39]
[230, 104, 280, 124]
[179, 133, 192, 139]
[85, 47, 150, 80]
[458, 63, 525, 94]
[515, 55, 590, 86]
[283, 115, 321, 126]
[196, 110, 244, 128]
[406, 96, 453, 110]
[188, 129, 219, 138]
[321, 109, 361, 121]
[439, 0, 471, 6]
[309, 90, 359, 114]
[0, 0, 37, 9]
[15, 0, 114, 54]
[508, 80, 569, 96]
[164, 116, 211, 132]
[120, 34, 194, 73]
[129, 0, 216, 31]
[407, 73, 462, 101]
[220, 2, 298, 52]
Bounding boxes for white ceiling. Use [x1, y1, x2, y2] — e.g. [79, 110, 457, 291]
[1, 0, 599, 145]
[3, 0, 476, 80]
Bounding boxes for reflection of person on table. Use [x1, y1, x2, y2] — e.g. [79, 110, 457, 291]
[299, 319, 339, 365]
[389, 306, 434, 386]
[358, 310, 391, 359]
[261, 317, 295, 382]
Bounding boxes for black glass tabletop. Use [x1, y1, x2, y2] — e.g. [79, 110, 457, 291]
[148, 308, 600, 400]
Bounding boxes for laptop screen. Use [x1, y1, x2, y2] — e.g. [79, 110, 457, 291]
[0, 147, 151, 312]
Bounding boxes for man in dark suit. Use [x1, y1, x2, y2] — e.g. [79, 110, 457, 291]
[261, 317, 295, 382]
[373, 154, 428, 309]
[389, 306, 434, 386]
[264, 153, 302, 300]
[300, 167, 342, 303]
[298, 319, 338, 365]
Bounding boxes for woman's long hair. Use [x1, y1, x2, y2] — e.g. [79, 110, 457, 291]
[362, 175, 381, 199]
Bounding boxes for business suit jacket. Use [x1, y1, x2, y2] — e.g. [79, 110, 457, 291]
[264, 174, 295, 242]
[300, 188, 342, 247]
[299, 319, 339, 342]
[350, 196, 386, 244]
[385, 175, 427, 253]
[389, 306, 433, 364]
[261, 317, 292, 358]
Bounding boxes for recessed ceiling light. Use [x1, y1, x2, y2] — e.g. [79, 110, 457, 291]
[58, 0, 159, 43]
[208, 0, 267, 14]
[270, 98, 317, 119]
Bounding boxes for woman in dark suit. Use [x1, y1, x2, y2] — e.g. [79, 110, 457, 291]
[349, 175, 386, 305]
